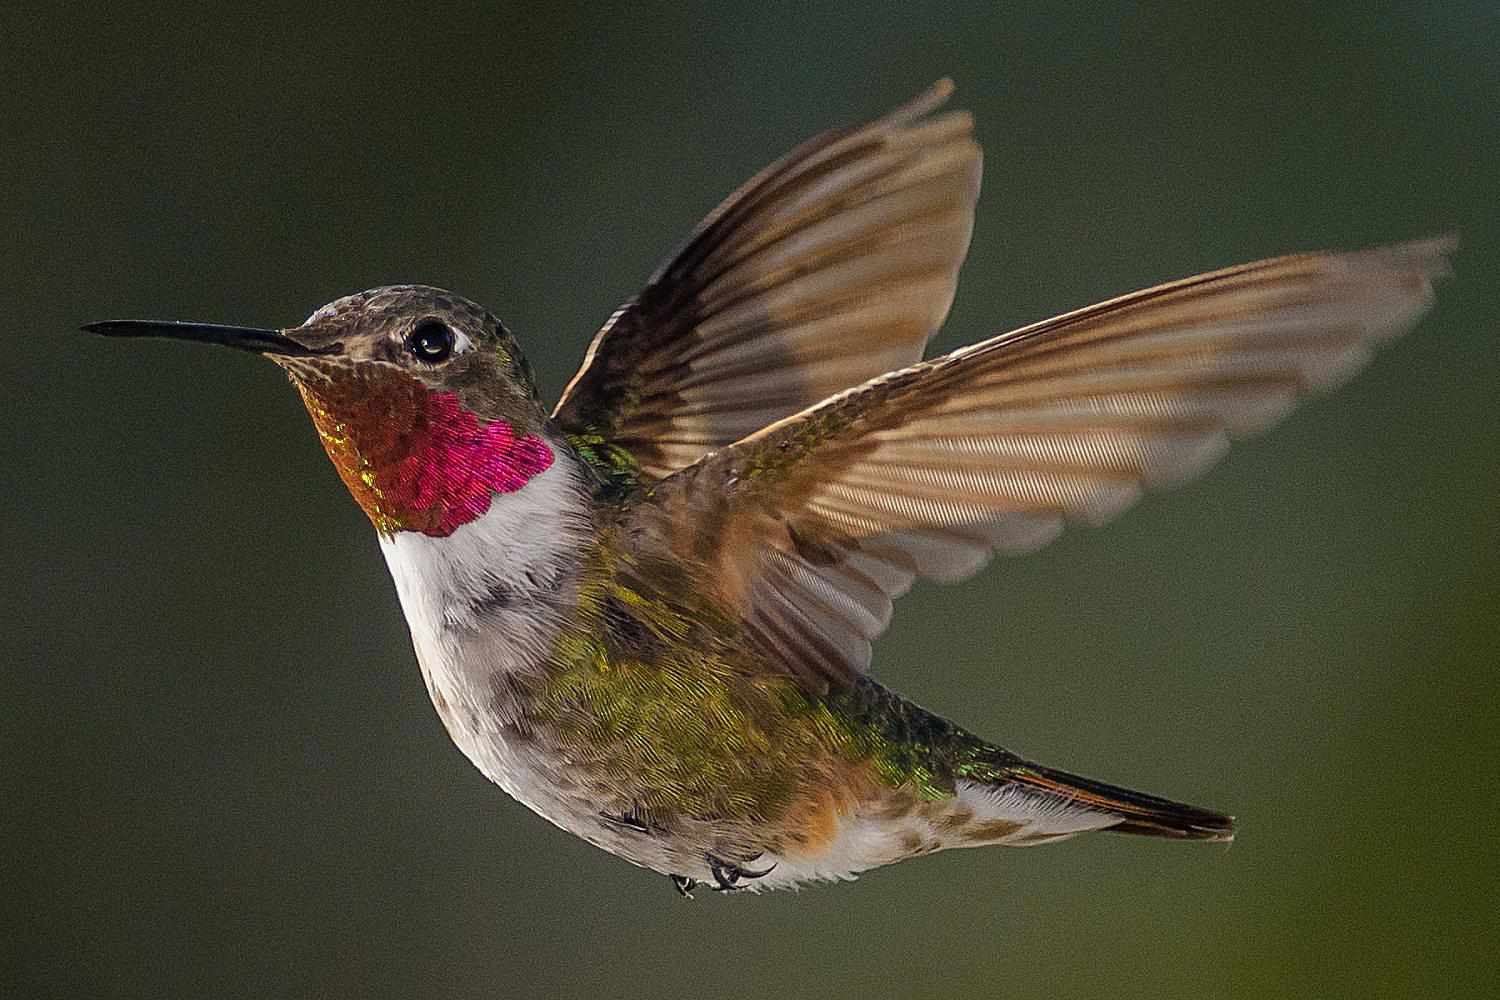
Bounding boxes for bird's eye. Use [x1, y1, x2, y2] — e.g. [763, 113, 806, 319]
[406, 321, 455, 363]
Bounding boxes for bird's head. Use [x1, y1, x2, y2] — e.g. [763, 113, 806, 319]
[87, 286, 556, 537]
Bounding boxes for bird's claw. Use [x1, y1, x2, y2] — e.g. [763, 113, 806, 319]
[707, 853, 776, 892]
[668, 855, 776, 896]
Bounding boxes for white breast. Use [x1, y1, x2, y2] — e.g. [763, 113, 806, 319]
[376, 450, 591, 812]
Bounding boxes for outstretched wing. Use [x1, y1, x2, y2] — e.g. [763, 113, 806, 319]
[552, 80, 982, 480]
[638, 238, 1454, 691]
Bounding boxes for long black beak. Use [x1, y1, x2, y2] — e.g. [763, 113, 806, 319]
[81, 320, 339, 357]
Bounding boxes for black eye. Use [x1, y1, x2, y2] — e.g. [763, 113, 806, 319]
[406, 321, 455, 363]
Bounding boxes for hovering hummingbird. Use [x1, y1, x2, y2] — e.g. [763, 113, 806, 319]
[87, 81, 1451, 896]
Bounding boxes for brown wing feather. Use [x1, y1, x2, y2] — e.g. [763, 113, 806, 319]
[553, 80, 982, 479]
[641, 237, 1454, 690]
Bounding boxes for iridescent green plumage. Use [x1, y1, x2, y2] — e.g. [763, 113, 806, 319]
[565, 430, 645, 503]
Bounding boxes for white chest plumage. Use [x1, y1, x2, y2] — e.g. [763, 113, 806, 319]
[376, 452, 591, 812]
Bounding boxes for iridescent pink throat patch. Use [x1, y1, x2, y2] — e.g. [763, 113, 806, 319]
[395, 392, 554, 536]
[294, 371, 554, 537]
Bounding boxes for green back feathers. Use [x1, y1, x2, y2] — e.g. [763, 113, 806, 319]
[565, 430, 645, 504]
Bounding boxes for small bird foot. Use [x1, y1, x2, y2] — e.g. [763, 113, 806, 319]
[707, 854, 777, 892]
[670, 874, 698, 898]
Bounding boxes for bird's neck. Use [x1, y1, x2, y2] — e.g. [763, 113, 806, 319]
[377, 441, 594, 647]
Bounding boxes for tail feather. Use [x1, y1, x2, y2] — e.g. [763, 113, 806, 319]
[1009, 762, 1234, 843]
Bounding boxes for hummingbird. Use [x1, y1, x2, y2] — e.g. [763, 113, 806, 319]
[87, 80, 1451, 896]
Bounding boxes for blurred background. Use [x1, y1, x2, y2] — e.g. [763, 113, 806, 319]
[4, 2, 1496, 997]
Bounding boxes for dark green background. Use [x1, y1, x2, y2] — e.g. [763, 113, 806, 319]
[5, 3, 1496, 997]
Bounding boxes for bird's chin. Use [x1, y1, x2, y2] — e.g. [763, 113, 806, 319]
[273, 353, 357, 384]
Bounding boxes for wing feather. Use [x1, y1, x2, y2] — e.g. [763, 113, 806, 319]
[553, 81, 982, 479]
[639, 237, 1454, 690]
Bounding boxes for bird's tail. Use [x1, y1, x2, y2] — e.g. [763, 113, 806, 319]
[834, 680, 1233, 852]
[983, 761, 1235, 843]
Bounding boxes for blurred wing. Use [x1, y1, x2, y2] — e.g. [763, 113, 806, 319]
[552, 80, 981, 479]
[642, 238, 1454, 690]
